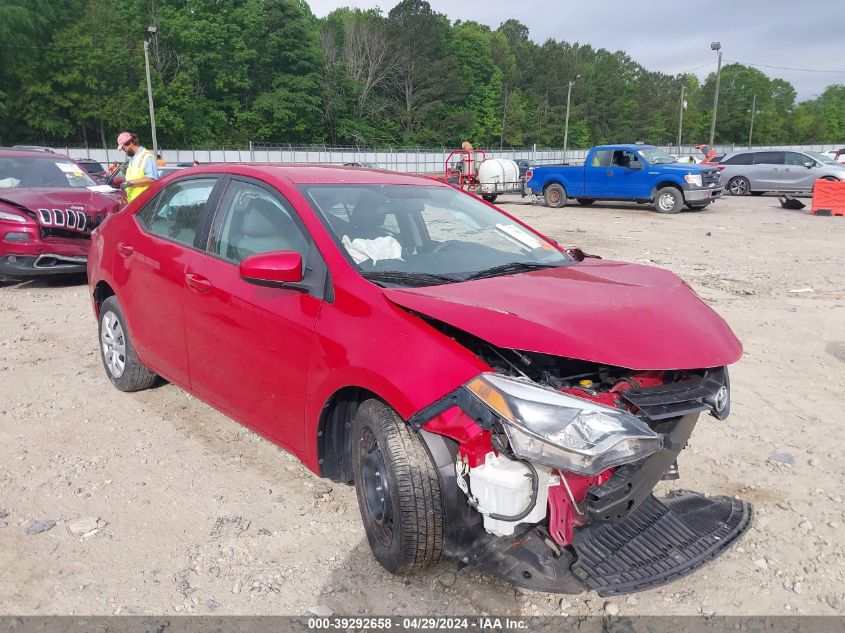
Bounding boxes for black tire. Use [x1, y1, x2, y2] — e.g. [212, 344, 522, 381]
[654, 187, 683, 214]
[750, 191, 765, 196]
[727, 176, 750, 196]
[351, 399, 444, 574]
[482, 194, 498, 203]
[686, 203, 709, 211]
[543, 183, 567, 208]
[98, 296, 157, 392]
[576, 198, 595, 205]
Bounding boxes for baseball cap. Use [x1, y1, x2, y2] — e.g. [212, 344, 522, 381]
[117, 131, 133, 150]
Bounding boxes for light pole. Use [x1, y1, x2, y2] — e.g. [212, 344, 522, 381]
[708, 41, 722, 147]
[677, 84, 687, 155]
[563, 74, 580, 164]
[143, 25, 159, 155]
[748, 93, 757, 148]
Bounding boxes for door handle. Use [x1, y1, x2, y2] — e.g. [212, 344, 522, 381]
[606, 171, 613, 176]
[185, 273, 212, 293]
[116, 242, 134, 257]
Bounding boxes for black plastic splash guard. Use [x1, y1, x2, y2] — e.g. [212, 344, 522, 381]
[571, 491, 753, 596]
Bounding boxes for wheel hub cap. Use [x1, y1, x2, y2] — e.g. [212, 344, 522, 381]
[100, 311, 126, 378]
[361, 445, 392, 526]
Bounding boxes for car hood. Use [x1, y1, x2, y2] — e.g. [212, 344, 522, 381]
[383, 260, 742, 370]
[652, 162, 713, 174]
[0, 187, 124, 213]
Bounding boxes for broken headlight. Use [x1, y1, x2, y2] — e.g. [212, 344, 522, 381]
[465, 373, 663, 475]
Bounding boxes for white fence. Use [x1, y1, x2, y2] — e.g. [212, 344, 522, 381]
[50, 143, 844, 171]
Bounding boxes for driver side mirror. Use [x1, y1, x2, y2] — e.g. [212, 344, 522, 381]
[240, 251, 303, 287]
[804, 161, 815, 169]
[628, 161, 644, 170]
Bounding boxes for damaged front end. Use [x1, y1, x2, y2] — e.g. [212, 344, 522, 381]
[411, 337, 752, 596]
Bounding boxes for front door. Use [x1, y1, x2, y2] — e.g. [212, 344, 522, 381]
[118, 177, 220, 386]
[608, 149, 649, 197]
[183, 178, 321, 452]
[782, 152, 818, 192]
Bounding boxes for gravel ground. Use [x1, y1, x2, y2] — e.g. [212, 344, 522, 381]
[1, 194, 843, 617]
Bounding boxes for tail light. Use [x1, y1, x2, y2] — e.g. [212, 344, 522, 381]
[525, 169, 533, 181]
[716, 165, 725, 171]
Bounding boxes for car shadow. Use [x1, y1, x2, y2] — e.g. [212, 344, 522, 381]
[0, 273, 88, 289]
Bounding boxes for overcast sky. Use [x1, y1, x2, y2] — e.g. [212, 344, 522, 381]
[306, 0, 845, 102]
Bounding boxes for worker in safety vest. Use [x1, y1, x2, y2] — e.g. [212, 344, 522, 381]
[116, 131, 159, 203]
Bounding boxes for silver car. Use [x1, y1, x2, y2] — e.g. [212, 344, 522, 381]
[719, 149, 845, 195]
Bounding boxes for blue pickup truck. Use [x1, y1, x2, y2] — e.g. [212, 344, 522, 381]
[524, 145, 723, 213]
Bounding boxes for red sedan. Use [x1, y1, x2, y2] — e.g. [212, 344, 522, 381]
[88, 164, 751, 596]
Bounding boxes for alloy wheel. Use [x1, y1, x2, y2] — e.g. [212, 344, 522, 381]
[100, 311, 126, 378]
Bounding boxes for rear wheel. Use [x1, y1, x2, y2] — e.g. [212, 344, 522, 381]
[654, 187, 683, 214]
[728, 176, 750, 196]
[482, 194, 498, 203]
[351, 399, 444, 574]
[576, 198, 595, 205]
[543, 183, 567, 208]
[98, 296, 157, 392]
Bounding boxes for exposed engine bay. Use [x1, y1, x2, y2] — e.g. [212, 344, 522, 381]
[411, 318, 750, 595]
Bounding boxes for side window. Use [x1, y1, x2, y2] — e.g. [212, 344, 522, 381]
[723, 153, 753, 165]
[136, 178, 216, 247]
[785, 152, 810, 166]
[610, 150, 638, 167]
[754, 152, 784, 165]
[208, 181, 310, 264]
[591, 150, 612, 167]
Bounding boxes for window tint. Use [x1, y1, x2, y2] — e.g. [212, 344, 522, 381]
[591, 150, 612, 167]
[137, 178, 216, 247]
[753, 151, 784, 165]
[722, 153, 754, 165]
[611, 150, 639, 167]
[208, 180, 309, 264]
[785, 152, 811, 166]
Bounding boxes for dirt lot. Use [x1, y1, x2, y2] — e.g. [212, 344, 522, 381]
[1, 195, 844, 617]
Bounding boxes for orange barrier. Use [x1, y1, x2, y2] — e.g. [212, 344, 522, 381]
[811, 179, 845, 216]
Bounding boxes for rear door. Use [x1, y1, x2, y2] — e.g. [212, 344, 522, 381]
[585, 149, 614, 196]
[117, 177, 221, 386]
[182, 177, 323, 452]
[751, 151, 785, 191]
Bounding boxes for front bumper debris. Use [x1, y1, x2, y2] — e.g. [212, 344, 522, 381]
[572, 491, 753, 596]
[684, 187, 723, 202]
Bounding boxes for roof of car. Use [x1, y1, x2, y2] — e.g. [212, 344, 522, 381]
[0, 147, 69, 159]
[183, 163, 444, 186]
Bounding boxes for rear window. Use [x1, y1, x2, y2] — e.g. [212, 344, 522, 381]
[0, 156, 96, 189]
[722, 153, 753, 165]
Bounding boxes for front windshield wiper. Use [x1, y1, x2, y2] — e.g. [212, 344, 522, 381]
[463, 261, 563, 281]
[361, 270, 460, 287]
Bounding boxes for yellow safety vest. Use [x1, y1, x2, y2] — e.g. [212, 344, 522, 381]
[124, 148, 156, 203]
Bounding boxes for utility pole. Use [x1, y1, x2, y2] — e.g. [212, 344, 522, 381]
[748, 93, 757, 149]
[563, 74, 580, 164]
[144, 26, 159, 155]
[708, 41, 722, 147]
[677, 85, 686, 155]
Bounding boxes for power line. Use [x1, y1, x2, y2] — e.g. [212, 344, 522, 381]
[726, 59, 845, 74]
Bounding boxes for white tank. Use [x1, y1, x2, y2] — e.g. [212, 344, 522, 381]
[467, 452, 555, 537]
[477, 158, 521, 194]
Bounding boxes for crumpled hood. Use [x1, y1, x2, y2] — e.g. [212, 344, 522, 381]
[384, 260, 742, 370]
[0, 188, 124, 231]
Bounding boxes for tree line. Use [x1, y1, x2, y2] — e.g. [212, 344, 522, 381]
[1, 0, 844, 150]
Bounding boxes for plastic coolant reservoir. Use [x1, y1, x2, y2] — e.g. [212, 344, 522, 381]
[468, 452, 555, 537]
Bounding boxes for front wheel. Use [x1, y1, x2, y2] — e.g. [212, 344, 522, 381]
[482, 194, 498, 203]
[728, 176, 750, 196]
[654, 187, 683, 214]
[98, 296, 157, 391]
[543, 183, 567, 208]
[351, 399, 444, 574]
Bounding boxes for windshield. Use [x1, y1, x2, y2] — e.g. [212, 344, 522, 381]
[301, 184, 570, 286]
[806, 151, 838, 165]
[636, 148, 677, 165]
[0, 156, 96, 189]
